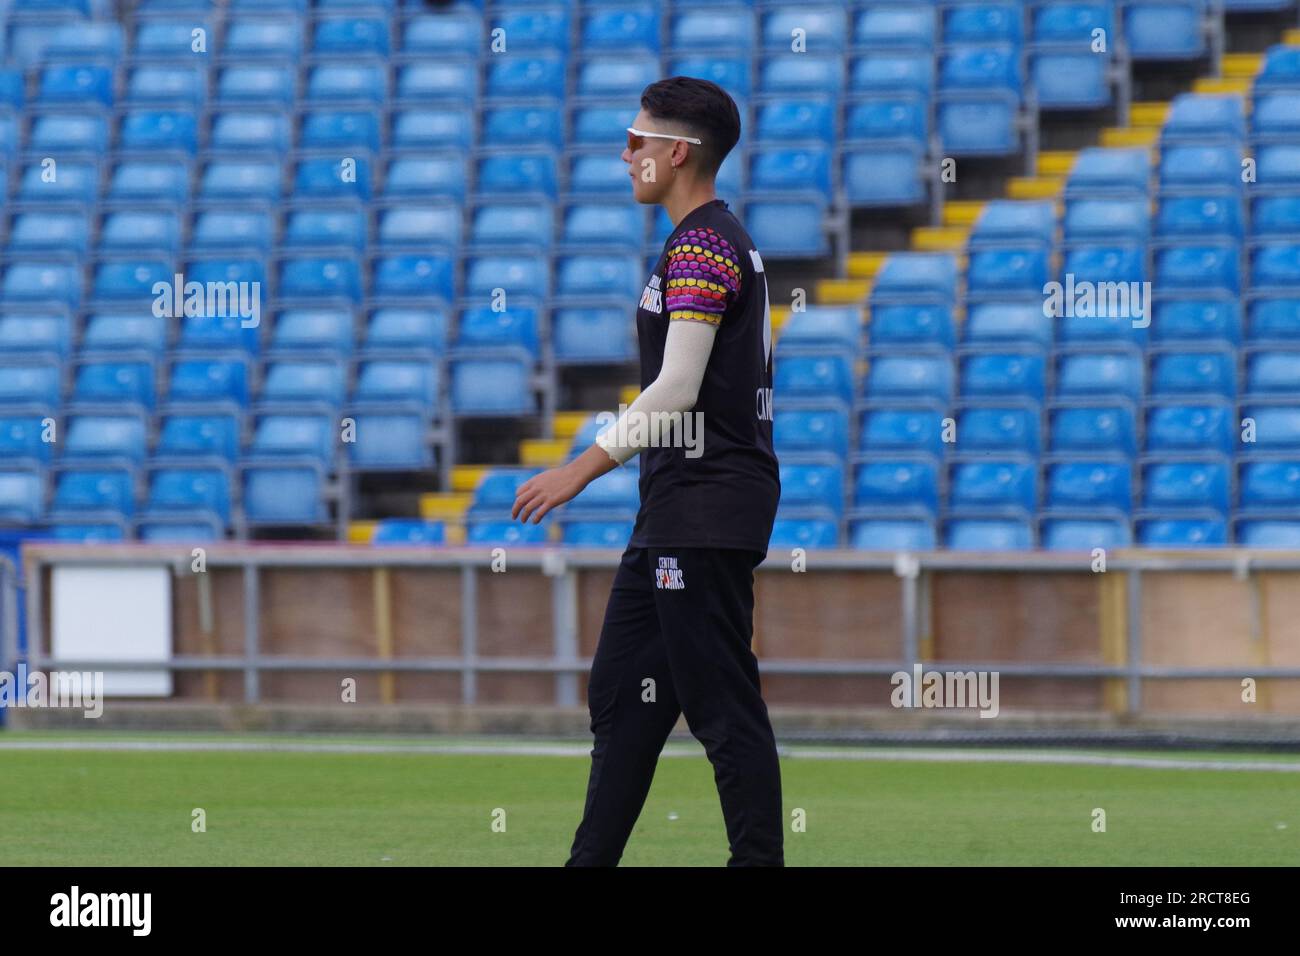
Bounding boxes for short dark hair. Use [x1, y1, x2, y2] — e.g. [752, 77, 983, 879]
[639, 76, 741, 179]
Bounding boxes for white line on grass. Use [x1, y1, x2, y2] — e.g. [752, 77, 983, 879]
[1, 738, 1299, 772]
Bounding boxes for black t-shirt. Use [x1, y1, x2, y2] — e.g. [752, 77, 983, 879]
[628, 197, 780, 552]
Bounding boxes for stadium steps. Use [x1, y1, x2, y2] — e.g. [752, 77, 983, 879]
[847, 251, 889, 278]
[451, 466, 489, 493]
[519, 438, 569, 468]
[910, 226, 969, 252]
[347, 522, 377, 544]
[552, 410, 590, 441]
[815, 278, 872, 304]
[1006, 176, 1064, 199]
[1037, 151, 1078, 178]
[419, 493, 472, 520]
[941, 201, 986, 228]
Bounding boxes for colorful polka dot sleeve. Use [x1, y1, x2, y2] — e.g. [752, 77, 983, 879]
[663, 226, 742, 326]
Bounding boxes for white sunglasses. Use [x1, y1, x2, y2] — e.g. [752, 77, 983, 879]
[626, 126, 703, 148]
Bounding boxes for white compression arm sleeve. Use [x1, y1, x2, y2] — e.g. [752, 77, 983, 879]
[595, 318, 719, 465]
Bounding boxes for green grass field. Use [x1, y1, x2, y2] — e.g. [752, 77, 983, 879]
[1, 732, 1297, 865]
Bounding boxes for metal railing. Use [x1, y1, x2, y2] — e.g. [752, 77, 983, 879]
[14, 543, 1300, 715]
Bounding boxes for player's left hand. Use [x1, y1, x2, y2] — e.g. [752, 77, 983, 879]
[512, 464, 586, 524]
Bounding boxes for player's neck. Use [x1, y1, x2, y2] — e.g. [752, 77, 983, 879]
[663, 180, 718, 228]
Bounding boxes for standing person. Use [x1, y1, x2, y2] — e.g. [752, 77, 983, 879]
[512, 77, 783, 866]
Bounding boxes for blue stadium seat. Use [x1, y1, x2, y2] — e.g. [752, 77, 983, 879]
[1234, 520, 1300, 548]
[225, 19, 300, 58]
[313, 17, 389, 57]
[1066, 148, 1150, 194]
[971, 200, 1056, 246]
[128, 65, 205, 107]
[0, 314, 71, 359]
[73, 358, 155, 408]
[8, 211, 90, 256]
[945, 517, 1033, 550]
[200, 160, 279, 202]
[1251, 242, 1300, 290]
[307, 63, 386, 105]
[242, 464, 327, 524]
[261, 360, 345, 409]
[1124, 1, 1208, 60]
[463, 254, 545, 302]
[270, 309, 352, 354]
[1064, 198, 1150, 242]
[278, 257, 363, 302]
[566, 467, 640, 517]
[1056, 351, 1143, 403]
[553, 308, 635, 364]
[300, 110, 381, 152]
[169, 357, 250, 407]
[372, 519, 446, 546]
[144, 466, 231, 526]
[1155, 194, 1243, 240]
[191, 210, 272, 253]
[0, 469, 44, 523]
[38, 64, 113, 105]
[365, 308, 446, 354]
[865, 354, 954, 405]
[457, 307, 540, 358]
[0, 414, 55, 466]
[469, 202, 551, 250]
[1151, 298, 1240, 344]
[853, 459, 939, 515]
[393, 108, 474, 150]
[774, 405, 850, 460]
[402, 13, 483, 54]
[850, 518, 936, 550]
[948, 460, 1036, 514]
[843, 144, 926, 206]
[450, 356, 534, 416]
[1163, 93, 1245, 140]
[216, 65, 294, 106]
[0, 361, 60, 408]
[769, 518, 839, 550]
[51, 467, 135, 520]
[1245, 350, 1300, 397]
[852, 4, 935, 48]
[466, 521, 551, 546]
[346, 411, 431, 469]
[1161, 144, 1242, 190]
[156, 413, 240, 461]
[1251, 195, 1300, 237]
[859, 408, 946, 457]
[1142, 459, 1229, 513]
[576, 56, 657, 98]
[353, 360, 437, 408]
[1149, 349, 1236, 398]
[284, 209, 366, 252]
[83, 313, 167, 354]
[780, 307, 861, 352]
[1049, 405, 1138, 456]
[1045, 460, 1133, 514]
[959, 353, 1046, 404]
[394, 60, 479, 104]
[849, 52, 934, 96]
[958, 406, 1041, 455]
[1041, 517, 1131, 550]
[29, 113, 107, 154]
[869, 302, 954, 349]
[963, 302, 1052, 347]
[247, 415, 333, 466]
[99, 211, 180, 254]
[1031, 49, 1109, 110]
[1145, 402, 1235, 454]
[63, 414, 147, 463]
[967, 247, 1051, 296]
[1154, 244, 1240, 295]
[1137, 517, 1227, 546]
[872, 253, 958, 300]
[779, 461, 845, 516]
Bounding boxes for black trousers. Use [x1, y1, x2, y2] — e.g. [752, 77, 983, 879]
[565, 545, 784, 866]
